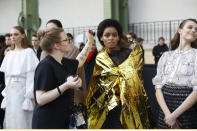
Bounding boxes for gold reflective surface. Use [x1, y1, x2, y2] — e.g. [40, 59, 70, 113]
[86, 44, 153, 129]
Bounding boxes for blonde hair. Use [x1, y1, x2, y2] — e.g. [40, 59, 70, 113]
[37, 27, 64, 53]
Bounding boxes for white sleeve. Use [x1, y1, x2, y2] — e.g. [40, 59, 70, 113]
[22, 71, 35, 111]
[152, 52, 167, 89]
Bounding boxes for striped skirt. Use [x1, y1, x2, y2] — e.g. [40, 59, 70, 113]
[157, 85, 197, 129]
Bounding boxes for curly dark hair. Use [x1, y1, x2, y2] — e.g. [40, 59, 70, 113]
[97, 19, 123, 47]
[170, 18, 197, 50]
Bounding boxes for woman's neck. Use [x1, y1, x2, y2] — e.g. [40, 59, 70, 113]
[50, 50, 64, 64]
[34, 45, 39, 50]
[106, 46, 120, 54]
[14, 43, 23, 50]
[177, 39, 192, 51]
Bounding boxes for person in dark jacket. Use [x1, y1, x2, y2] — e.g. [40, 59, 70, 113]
[32, 34, 42, 60]
[0, 35, 6, 129]
[152, 37, 168, 65]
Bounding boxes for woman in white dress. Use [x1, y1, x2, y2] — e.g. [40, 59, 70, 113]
[153, 18, 197, 129]
[0, 26, 39, 129]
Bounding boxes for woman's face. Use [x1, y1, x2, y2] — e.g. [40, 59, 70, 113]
[179, 20, 197, 43]
[58, 32, 72, 53]
[101, 27, 120, 50]
[46, 23, 58, 30]
[10, 28, 24, 46]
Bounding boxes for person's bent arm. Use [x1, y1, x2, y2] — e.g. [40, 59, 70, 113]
[165, 91, 197, 126]
[36, 76, 82, 106]
[76, 30, 94, 68]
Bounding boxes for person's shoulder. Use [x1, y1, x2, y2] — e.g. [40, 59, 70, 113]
[37, 57, 53, 71]
[191, 48, 197, 55]
[62, 57, 78, 64]
[153, 44, 159, 49]
[95, 50, 106, 59]
[160, 50, 170, 57]
[24, 48, 34, 53]
[62, 57, 73, 61]
[24, 47, 39, 62]
[192, 48, 197, 52]
[164, 44, 169, 48]
[163, 50, 170, 54]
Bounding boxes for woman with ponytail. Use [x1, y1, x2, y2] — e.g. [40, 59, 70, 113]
[32, 27, 94, 129]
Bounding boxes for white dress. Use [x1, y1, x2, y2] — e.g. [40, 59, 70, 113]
[0, 48, 39, 129]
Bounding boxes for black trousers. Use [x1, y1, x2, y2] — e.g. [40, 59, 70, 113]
[101, 105, 123, 129]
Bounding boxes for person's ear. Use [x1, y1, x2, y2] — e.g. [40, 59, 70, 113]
[178, 28, 182, 35]
[21, 34, 25, 39]
[54, 43, 60, 50]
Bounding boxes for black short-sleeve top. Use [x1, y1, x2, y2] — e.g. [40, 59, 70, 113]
[33, 55, 78, 128]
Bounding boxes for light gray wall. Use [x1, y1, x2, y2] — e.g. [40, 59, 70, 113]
[0, 0, 104, 34]
[128, 0, 197, 23]
[0, 0, 20, 34]
[39, 0, 104, 29]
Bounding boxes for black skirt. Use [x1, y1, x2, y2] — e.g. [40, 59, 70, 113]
[157, 85, 197, 129]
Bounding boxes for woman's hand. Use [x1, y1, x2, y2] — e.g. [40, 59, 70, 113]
[171, 120, 181, 129]
[86, 30, 94, 44]
[66, 75, 82, 90]
[164, 113, 177, 127]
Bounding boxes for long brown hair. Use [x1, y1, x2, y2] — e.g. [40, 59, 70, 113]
[170, 19, 197, 50]
[10, 26, 31, 50]
[38, 27, 64, 54]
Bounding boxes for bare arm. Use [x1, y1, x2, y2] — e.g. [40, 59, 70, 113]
[165, 90, 197, 126]
[156, 88, 179, 128]
[36, 76, 82, 106]
[76, 30, 94, 68]
[36, 84, 66, 106]
[172, 91, 197, 117]
[155, 88, 171, 116]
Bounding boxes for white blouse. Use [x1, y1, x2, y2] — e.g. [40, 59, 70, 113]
[0, 48, 39, 110]
[152, 48, 197, 90]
